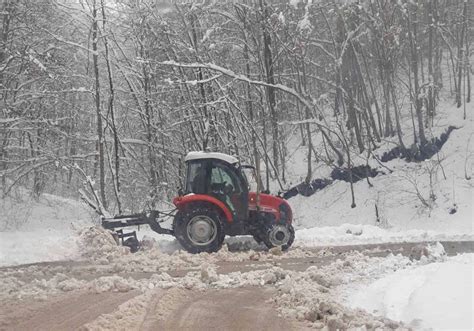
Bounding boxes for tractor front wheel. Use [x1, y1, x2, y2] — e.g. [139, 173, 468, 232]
[262, 224, 295, 251]
[173, 206, 225, 254]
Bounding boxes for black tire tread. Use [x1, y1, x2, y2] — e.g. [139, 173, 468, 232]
[173, 205, 225, 254]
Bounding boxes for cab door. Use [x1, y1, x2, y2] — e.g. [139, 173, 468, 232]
[209, 160, 248, 221]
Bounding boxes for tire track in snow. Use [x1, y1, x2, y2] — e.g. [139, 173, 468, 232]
[0, 290, 138, 331]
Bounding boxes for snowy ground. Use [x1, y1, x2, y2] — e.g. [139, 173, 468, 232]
[343, 253, 473, 330]
[0, 192, 94, 266]
[0, 228, 471, 330]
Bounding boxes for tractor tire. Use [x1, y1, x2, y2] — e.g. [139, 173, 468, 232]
[252, 233, 263, 244]
[262, 224, 295, 251]
[173, 205, 225, 254]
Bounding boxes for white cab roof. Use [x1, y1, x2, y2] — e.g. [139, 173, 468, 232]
[185, 151, 239, 164]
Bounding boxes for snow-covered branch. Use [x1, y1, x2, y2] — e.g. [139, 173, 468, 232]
[159, 60, 321, 121]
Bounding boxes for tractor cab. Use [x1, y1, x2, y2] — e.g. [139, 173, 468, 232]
[183, 151, 249, 221]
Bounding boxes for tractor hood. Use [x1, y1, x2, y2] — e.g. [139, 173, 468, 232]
[248, 192, 293, 224]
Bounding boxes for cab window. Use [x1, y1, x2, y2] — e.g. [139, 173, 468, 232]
[210, 163, 241, 193]
[209, 162, 242, 214]
[185, 161, 207, 194]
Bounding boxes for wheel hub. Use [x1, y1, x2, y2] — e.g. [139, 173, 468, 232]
[187, 215, 217, 246]
[268, 225, 291, 246]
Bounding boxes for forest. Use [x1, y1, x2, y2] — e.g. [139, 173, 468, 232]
[0, 0, 471, 214]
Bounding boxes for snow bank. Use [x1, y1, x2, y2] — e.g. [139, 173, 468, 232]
[83, 291, 154, 331]
[269, 244, 450, 329]
[77, 226, 129, 262]
[346, 253, 474, 330]
[294, 223, 473, 247]
[0, 230, 80, 267]
[0, 192, 94, 267]
[0, 192, 93, 231]
[89, 275, 135, 293]
[1, 225, 126, 267]
[269, 252, 416, 329]
[0, 272, 87, 300]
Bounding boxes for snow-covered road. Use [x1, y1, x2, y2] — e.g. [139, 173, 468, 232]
[1, 231, 472, 330]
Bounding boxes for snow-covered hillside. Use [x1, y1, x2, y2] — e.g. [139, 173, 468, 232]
[288, 99, 473, 239]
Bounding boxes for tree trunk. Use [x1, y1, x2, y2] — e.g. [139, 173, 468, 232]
[408, 3, 427, 145]
[101, 0, 121, 213]
[92, 0, 107, 210]
[427, 0, 435, 122]
[351, 42, 381, 142]
[260, 0, 279, 173]
[456, 0, 467, 108]
[189, 12, 212, 150]
[241, 15, 259, 192]
[360, 45, 383, 137]
[0, 0, 13, 192]
[141, 44, 158, 206]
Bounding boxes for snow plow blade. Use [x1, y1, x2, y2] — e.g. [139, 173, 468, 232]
[101, 211, 174, 236]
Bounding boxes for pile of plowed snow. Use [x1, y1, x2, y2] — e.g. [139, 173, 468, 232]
[75, 226, 323, 273]
[345, 253, 473, 330]
[77, 226, 128, 262]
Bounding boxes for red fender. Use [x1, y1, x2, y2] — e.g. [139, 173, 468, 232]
[173, 194, 233, 223]
[248, 192, 293, 224]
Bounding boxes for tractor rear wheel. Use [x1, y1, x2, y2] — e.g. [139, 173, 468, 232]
[262, 224, 295, 251]
[173, 205, 225, 253]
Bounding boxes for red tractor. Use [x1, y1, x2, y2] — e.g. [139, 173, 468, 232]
[102, 151, 295, 253]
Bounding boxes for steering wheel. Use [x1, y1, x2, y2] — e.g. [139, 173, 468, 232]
[224, 184, 234, 195]
[210, 182, 225, 193]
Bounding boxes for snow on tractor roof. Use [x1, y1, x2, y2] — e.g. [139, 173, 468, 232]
[185, 151, 239, 164]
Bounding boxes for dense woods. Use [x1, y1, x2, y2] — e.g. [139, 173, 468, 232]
[0, 0, 471, 213]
